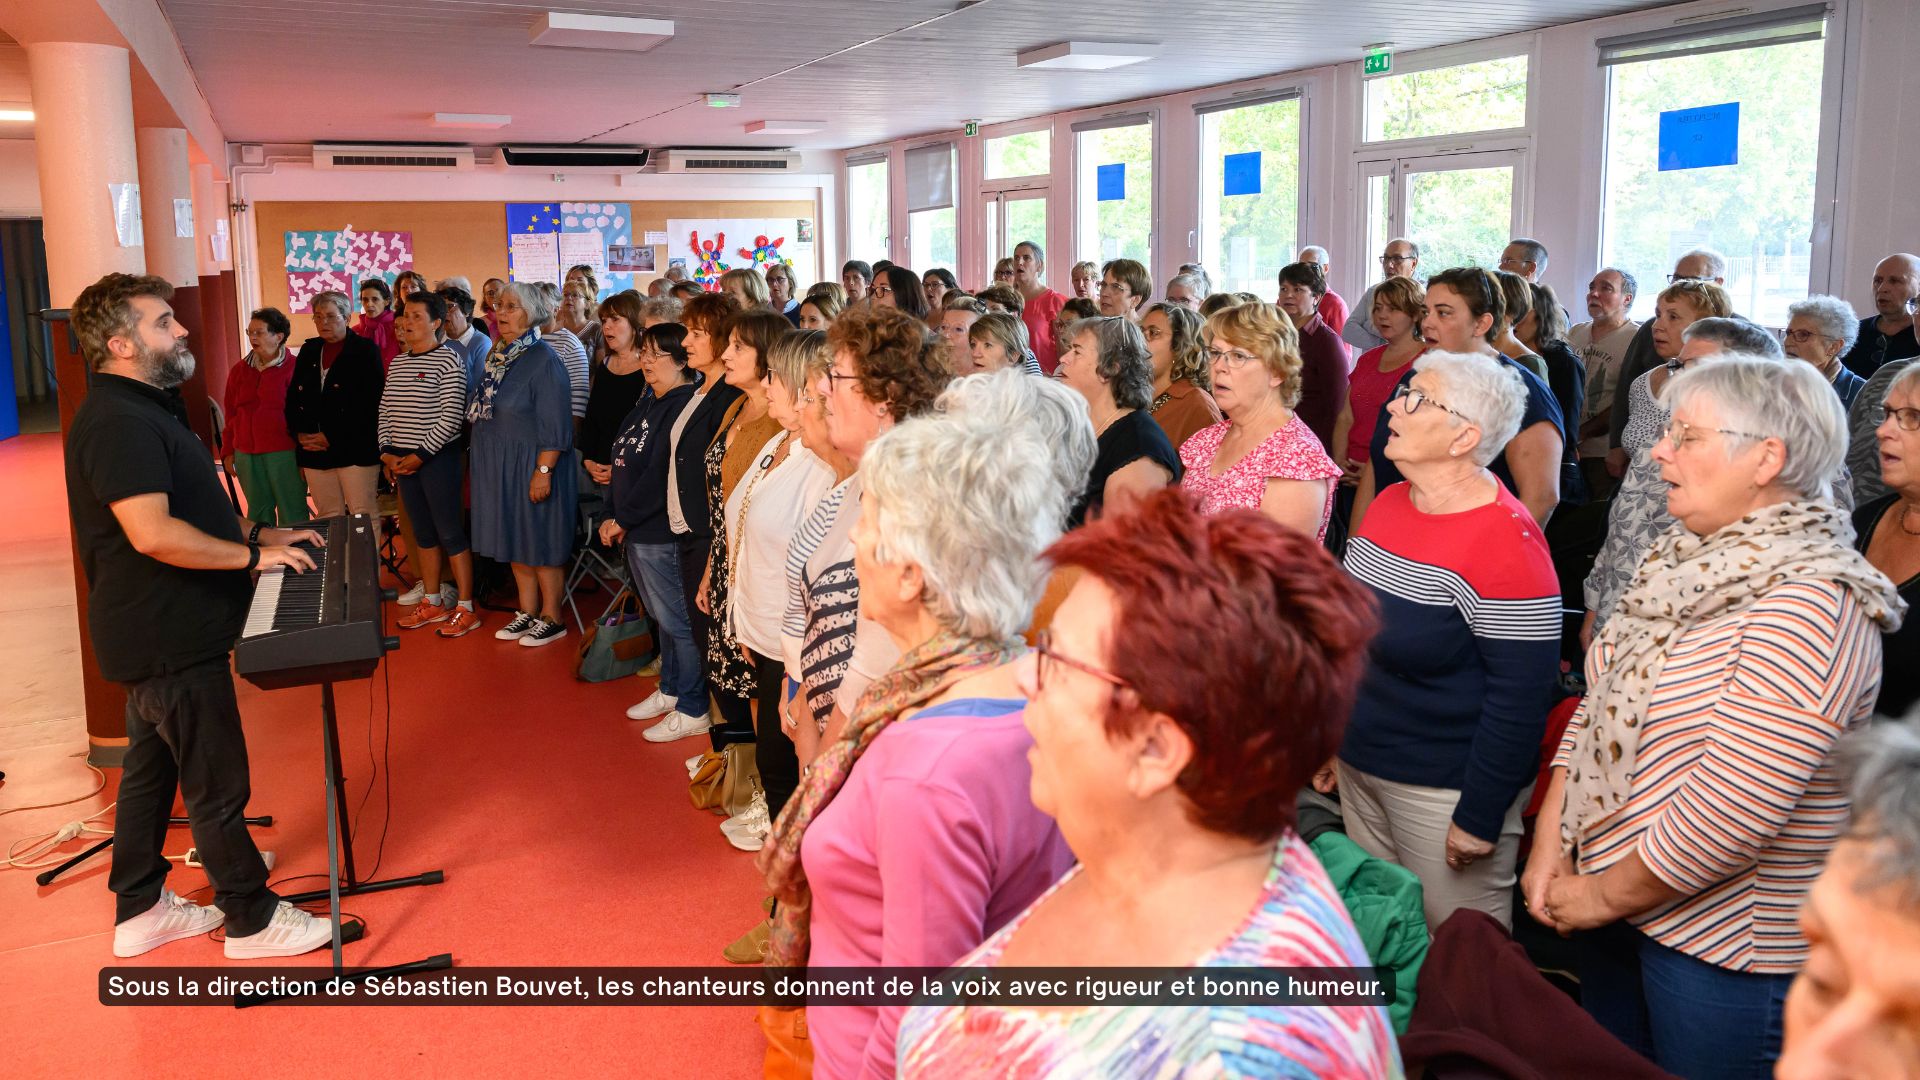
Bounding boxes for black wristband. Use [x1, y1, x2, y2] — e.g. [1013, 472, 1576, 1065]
[249, 522, 264, 544]
[245, 544, 261, 572]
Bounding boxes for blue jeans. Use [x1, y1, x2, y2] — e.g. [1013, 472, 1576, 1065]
[1577, 921, 1791, 1079]
[624, 537, 707, 718]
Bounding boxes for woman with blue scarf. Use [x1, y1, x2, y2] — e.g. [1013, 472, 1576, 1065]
[470, 281, 577, 648]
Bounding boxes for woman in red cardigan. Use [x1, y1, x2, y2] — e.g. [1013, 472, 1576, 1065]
[222, 307, 308, 525]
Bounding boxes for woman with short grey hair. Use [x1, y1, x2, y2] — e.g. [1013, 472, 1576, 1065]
[469, 279, 578, 647]
[758, 407, 1077, 1080]
[937, 367, 1097, 521]
[285, 289, 384, 517]
[1056, 315, 1180, 526]
[1526, 353, 1903, 1078]
[1338, 349, 1560, 931]
[1787, 295, 1868, 411]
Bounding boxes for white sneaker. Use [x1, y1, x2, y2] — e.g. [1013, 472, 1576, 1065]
[722, 792, 771, 852]
[223, 901, 333, 959]
[685, 752, 705, 778]
[112, 888, 224, 957]
[494, 611, 536, 640]
[627, 690, 677, 721]
[642, 710, 712, 743]
[396, 582, 427, 606]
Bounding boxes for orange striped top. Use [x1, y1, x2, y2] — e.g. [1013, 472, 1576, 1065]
[1554, 579, 1884, 973]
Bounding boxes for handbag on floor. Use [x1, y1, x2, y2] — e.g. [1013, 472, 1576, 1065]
[689, 741, 760, 816]
[757, 1004, 812, 1080]
[575, 589, 657, 683]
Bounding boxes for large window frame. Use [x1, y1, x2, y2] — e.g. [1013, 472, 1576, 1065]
[844, 148, 892, 266]
[1594, 3, 1841, 325]
[1196, 88, 1307, 298]
[904, 141, 957, 274]
[1358, 37, 1538, 148]
[1072, 110, 1159, 283]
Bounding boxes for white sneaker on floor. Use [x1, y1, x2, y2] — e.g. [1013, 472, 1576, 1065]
[627, 690, 677, 721]
[223, 901, 332, 959]
[396, 582, 427, 606]
[494, 611, 536, 640]
[685, 752, 705, 778]
[722, 792, 771, 852]
[642, 710, 712, 743]
[112, 888, 224, 957]
[516, 617, 569, 647]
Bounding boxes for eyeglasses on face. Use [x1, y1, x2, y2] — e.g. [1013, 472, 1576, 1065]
[1390, 384, 1469, 421]
[1783, 328, 1827, 345]
[1032, 630, 1130, 697]
[1870, 405, 1920, 432]
[824, 368, 859, 390]
[872, 285, 892, 298]
[1661, 418, 1769, 448]
[1380, 254, 1415, 267]
[1205, 346, 1260, 368]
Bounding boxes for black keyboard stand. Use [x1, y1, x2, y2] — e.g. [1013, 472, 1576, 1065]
[243, 681, 450, 1005]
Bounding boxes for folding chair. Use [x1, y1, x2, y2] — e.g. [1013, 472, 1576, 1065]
[564, 493, 631, 634]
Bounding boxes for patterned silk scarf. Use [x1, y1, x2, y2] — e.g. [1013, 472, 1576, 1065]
[756, 630, 1026, 971]
[468, 327, 541, 423]
[1562, 499, 1905, 849]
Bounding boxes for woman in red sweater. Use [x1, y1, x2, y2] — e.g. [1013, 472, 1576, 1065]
[222, 307, 308, 526]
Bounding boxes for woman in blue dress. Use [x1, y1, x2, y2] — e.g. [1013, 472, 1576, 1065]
[470, 281, 578, 647]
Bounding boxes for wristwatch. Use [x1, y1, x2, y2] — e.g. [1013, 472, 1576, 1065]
[536, 464, 553, 475]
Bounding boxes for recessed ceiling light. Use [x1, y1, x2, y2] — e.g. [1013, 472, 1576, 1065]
[745, 120, 824, 135]
[0, 105, 32, 122]
[434, 113, 511, 129]
[1015, 41, 1158, 71]
[529, 12, 675, 53]
[705, 92, 742, 109]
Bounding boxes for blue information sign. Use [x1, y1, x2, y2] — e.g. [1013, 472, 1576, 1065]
[1096, 163, 1126, 202]
[1223, 151, 1262, 196]
[1658, 102, 1739, 171]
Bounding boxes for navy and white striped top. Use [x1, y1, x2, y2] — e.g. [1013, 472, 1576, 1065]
[783, 476, 855, 727]
[377, 343, 467, 459]
[546, 326, 590, 419]
[1340, 481, 1562, 840]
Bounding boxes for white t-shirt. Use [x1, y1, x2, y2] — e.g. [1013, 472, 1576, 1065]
[1567, 319, 1640, 459]
[664, 389, 707, 535]
[726, 435, 836, 659]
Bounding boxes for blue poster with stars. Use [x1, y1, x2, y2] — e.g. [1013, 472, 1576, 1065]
[506, 201, 634, 297]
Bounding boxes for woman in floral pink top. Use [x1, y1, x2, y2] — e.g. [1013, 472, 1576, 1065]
[1181, 301, 1341, 539]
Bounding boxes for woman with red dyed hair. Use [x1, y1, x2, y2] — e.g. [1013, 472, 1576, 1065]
[895, 488, 1401, 1078]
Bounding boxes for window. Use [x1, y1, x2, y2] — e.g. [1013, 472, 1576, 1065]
[1075, 117, 1154, 274]
[1364, 54, 1529, 142]
[1599, 6, 1828, 325]
[846, 155, 890, 263]
[1199, 94, 1302, 297]
[905, 143, 956, 272]
[985, 129, 1050, 180]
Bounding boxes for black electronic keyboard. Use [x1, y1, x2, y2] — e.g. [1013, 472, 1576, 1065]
[235, 514, 394, 690]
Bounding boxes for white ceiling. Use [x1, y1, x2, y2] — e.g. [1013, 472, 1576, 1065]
[156, 0, 1678, 151]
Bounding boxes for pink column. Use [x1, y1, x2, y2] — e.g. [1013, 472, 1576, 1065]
[25, 41, 145, 303]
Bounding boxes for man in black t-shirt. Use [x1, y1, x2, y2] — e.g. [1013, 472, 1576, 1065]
[66, 273, 334, 960]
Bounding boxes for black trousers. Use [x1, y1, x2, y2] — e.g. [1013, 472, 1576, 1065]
[750, 649, 798, 822]
[109, 655, 280, 937]
[675, 532, 754, 751]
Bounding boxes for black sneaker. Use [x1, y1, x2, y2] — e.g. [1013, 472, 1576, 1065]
[516, 617, 569, 648]
[494, 611, 536, 641]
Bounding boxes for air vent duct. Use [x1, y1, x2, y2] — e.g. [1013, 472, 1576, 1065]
[658, 149, 803, 174]
[312, 144, 476, 171]
[500, 146, 651, 170]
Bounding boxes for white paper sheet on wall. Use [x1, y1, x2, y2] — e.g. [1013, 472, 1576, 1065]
[109, 183, 142, 247]
[173, 198, 194, 239]
[509, 232, 561, 285]
[210, 219, 230, 263]
[558, 230, 607, 277]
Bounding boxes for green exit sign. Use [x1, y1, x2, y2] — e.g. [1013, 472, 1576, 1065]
[963, 120, 980, 138]
[1364, 51, 1392, 76]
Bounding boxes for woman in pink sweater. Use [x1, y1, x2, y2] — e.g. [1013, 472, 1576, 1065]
[222, 307, 307, 526]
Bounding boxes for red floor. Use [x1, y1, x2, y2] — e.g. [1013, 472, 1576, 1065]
[0, 433, 767, 1075]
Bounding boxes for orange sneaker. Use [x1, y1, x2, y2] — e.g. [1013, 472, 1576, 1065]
[397, 600, 451, 630]
[437, 607, 482, 638]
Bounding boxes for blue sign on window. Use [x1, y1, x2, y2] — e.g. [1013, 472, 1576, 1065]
[1096, 163, 1126, 202]
[1658, 102, 1739, 171]
[1223, 151, 1262, 196]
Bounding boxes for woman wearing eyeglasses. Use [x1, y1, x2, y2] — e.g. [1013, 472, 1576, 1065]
[1525, 355, 1901, 1079]
[1179, 301, 1339, 540]
[1784, 295, 1868, 410]
[871, 265, 931, 324]
[1335, 350, 1559, 931]
[1854, 364, 1920, 718]
[894, 490, 1400, 1079]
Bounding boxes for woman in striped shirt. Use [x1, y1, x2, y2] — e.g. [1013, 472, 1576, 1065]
[1525, 355, 1905, 1079]
[380, 291, 478, 635]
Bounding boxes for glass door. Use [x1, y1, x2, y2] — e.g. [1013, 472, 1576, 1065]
[981, 187, 1048, 289]
[1358, 149, 1526, 286]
